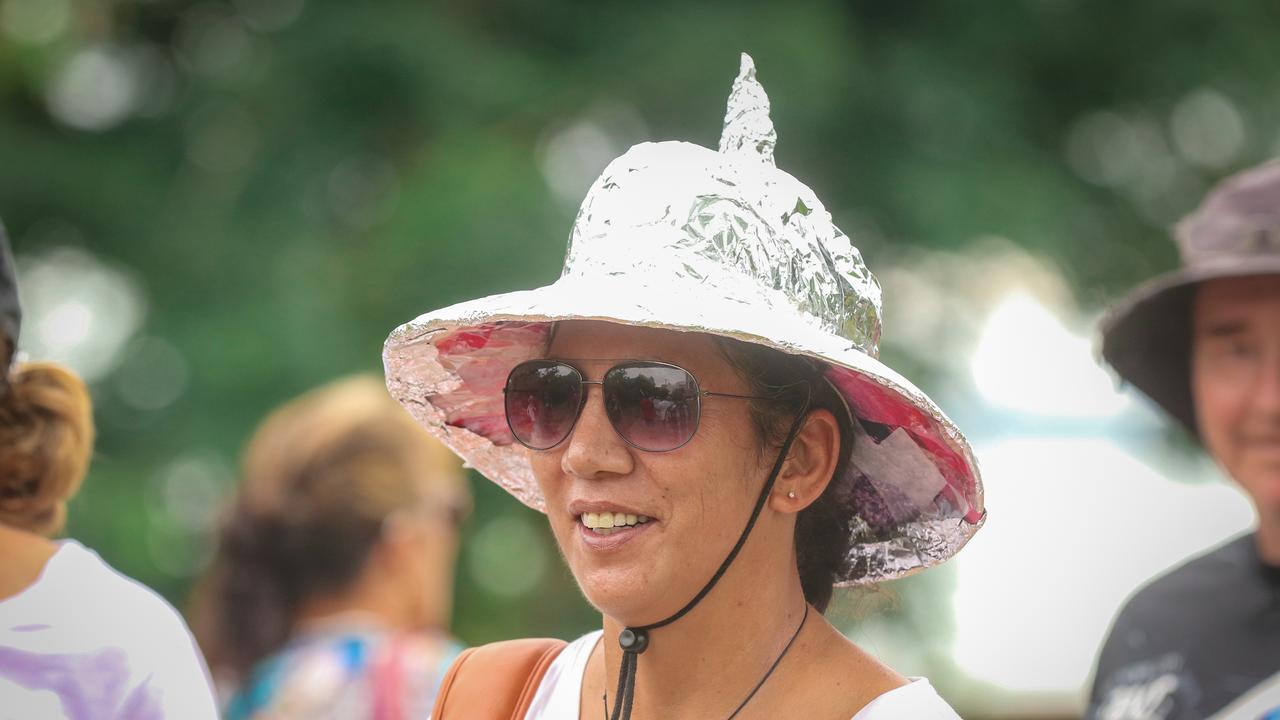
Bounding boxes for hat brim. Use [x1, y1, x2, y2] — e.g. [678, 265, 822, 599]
[1100, 259, 1280, 437]
[384, 274, 984, 584]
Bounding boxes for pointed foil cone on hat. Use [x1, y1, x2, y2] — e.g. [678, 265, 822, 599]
[719, 53, 777, 165]
[384, 53, 984, 584]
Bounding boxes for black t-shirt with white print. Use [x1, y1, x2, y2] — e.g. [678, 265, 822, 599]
[1086, 533, 1280, 720]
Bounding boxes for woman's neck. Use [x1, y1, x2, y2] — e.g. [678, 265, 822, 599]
[0, 523, 57, 601]
[593, 546, 811, 719]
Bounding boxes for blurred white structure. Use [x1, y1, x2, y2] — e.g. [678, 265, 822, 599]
[954, 436, 1251, 696]
[871, 243, 1254, 717]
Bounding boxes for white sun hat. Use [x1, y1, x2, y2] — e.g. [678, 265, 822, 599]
[384, 54, 984, 584]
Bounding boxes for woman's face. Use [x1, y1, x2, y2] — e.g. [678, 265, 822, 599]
[372, 471, 467, 631]
[529, 321, 775, 625]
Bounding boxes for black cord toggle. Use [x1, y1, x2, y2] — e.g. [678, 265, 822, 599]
[618, 628, 648, 654]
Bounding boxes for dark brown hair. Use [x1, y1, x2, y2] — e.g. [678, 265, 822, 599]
[0, 362, 95, 536]
[715, 338, 857, 613]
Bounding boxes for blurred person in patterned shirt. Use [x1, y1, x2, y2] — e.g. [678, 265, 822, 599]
[191, 375, 471, 720]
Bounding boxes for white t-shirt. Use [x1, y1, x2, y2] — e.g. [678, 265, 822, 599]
[524, 631, 962, 719]
[0, 540, 219, 719]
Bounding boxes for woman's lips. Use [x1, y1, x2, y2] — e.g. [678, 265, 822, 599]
[577, 518, 655, 551]
[567, 499, 652, 518]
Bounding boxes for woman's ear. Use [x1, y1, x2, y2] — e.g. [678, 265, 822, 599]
[769, 408, 840, 513]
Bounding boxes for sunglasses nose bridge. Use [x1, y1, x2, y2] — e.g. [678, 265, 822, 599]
[559, 378, 635, 475]
[563, 378, 635, 454]
[576, 380, 604, 415]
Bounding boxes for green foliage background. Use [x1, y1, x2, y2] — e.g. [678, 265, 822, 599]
[2, 0, 1277, 713]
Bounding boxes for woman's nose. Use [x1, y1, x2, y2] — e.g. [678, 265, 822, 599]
[561, 386, 634, 480]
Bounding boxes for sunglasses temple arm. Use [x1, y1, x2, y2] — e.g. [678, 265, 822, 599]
[702, 389, 803, 401]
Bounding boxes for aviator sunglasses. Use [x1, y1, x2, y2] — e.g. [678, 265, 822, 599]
[503, 359, 798, 452]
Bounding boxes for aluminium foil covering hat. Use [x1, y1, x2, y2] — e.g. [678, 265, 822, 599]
[384, 54, 984, 584]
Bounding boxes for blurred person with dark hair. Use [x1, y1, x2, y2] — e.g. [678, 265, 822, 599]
[192, 375, 471, 720]
[0, 221, 219, 718]
[1089, 161, 1280, 720]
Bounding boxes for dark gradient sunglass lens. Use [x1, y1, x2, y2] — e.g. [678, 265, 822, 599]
[604, 364, 699, 451]
[505, 361, 583, 450]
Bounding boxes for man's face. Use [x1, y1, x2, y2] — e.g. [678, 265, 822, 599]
[1192, 275, 1280, 513]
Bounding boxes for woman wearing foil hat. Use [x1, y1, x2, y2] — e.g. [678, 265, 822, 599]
[385, 55, 983, 720]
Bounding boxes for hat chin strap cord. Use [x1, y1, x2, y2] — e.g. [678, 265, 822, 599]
[606, 400, 812, 720]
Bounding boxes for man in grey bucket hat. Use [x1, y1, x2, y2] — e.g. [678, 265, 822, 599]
[1087, 161, 1280, 720]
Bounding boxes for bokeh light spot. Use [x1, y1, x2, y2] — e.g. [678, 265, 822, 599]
[1065, 111, 1141, 188]
[327, 154, 401, 230]
[153, 452, 230, 535]
[1170, 87, 1245, 170]
[0, 0, 70, 45]
[538, 104, 648, 210]
[115, 336, 191, 412]
[17, 244, 146, 382]
[185, 104, 260, 174]
[232, 0, 306, 32]
[175, 4, 254, 78]
[466, 514, 549, 598]
[46, 46, 142, 132]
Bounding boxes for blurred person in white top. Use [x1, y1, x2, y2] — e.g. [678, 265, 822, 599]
[0, 220, 219, 719]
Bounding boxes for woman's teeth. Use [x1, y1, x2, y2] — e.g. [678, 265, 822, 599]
[581, 512, 650, 535]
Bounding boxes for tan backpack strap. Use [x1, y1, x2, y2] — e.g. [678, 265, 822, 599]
[432, 638, 568, 720]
